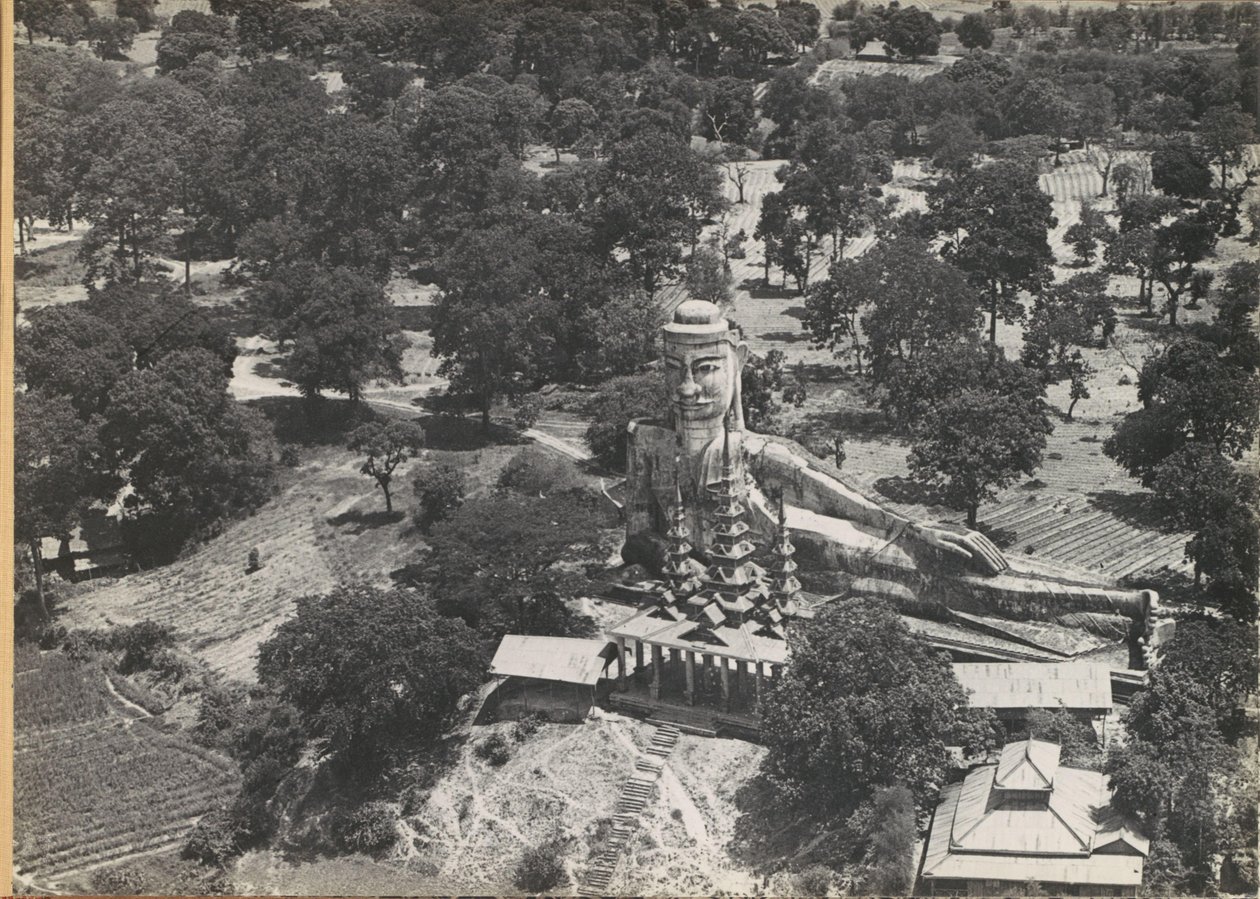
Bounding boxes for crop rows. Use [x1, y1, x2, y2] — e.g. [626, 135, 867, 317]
[14, 655, 239, 881]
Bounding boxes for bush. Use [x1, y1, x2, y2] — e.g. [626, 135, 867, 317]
[412, 463, 466, 533]
[91, 865, 146, 895]
[333, 801, 398, 856]
[116, 620, 177, 674]
[182, 809, 239, 866]
[584, 372, 668, 470]
[515, 835, 568, 893]
[512, 394, 544, 430]
[512, 713, 545, 742]
[498, 446, 580, 496]
[474, 732, 513, 766]
[792, 864, 834, 896]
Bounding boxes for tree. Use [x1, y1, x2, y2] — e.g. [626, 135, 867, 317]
[740, 348, 806, 433]
[1064, 202, 1111, 266]
[17, 306, 132, 417]
[1104, 336, 1260, 485]
[698, 76, 756, 146]
[547, 98, 598, 164]
[412, 463, 466, 533]
[15, 392, 115, 621]
[584, 372, 669, 470]
[1151, 144, 1214, 201]
[15, 0, 95, 44]
[252, 263, 404, 403]
[1198, 106, 1257, 189]
[103, 348, 278, 561]
[85, 16, 137, 59]
[116, 0, 157, 31]
[1150, 211, 1218, 326]
[416, 493, 605, 639]
[855, 785, 917, 894]
[879, 6, 941, 60]
[1022, 274, 1113, 418]
[430, 225, 556, 430]
[347, 421, 425, 513]
[762, 597, 991, 814]
[908, 388, 1053, 527]
[684, 244, 734, 307]
[592, 127, 725, 295]
[930, 162, 1057, 343]
[881, 339, 1045, 428]
[155, 11, 233, 73]
[852, 238, 984, 379]
[956, 13, 993, 49]
[256, 586, 484, 765]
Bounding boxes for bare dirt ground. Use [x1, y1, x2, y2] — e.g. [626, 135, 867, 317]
[230, 713, 773, 896]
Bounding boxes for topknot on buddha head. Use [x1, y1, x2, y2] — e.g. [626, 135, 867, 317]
[664, 300, 740, 347]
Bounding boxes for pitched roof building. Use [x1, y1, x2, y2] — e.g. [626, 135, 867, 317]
[921, 739, 1149, 896]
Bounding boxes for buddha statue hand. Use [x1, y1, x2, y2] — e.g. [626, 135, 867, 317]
[909, 521, 1008, 575]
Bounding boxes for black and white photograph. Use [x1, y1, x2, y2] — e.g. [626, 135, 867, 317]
[9, 0, 1260, 895]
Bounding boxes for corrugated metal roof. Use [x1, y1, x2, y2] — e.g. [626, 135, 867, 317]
[954, 662, 1113, 711]
[995, 739, 1061, 790]
[489, 635, 615, 686]
[923, 742, 1149, 888]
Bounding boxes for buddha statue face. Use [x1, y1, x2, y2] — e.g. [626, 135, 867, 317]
[662, 301, 748, 428]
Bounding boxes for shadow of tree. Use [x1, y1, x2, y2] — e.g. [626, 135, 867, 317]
[795, 403, 900, 444]
[757, 330, 811, 343]
[975, 522, 1019, 550]
[328, 509, 407, 533]
[873, 475, 941, 506]
[249, 396, 379, 447]
[728, 770, 853, 876]
[1087, 489, 1179, 533]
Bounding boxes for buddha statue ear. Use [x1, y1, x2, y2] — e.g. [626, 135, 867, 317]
[730, 338, 748, 431]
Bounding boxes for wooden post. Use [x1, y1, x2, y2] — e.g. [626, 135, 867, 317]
[635, 640, 645, 683]
[616, 637, 627, 692]
[755, 662, 764, 713]
[702, 654, 713, 696]
[719, 657, 731, 712]
[685, 651, 696, 705]
[669, 649, 681, 691]
[650, 644, 664, 700]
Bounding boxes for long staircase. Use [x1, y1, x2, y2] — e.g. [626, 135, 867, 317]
[576, 724, 681, 897]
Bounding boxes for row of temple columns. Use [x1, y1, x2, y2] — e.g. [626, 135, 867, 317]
[612, 636, 780, 713]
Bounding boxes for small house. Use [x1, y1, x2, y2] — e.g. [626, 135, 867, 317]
[486, 635, 618, 723]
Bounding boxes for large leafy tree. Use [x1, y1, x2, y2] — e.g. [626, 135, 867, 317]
[1104, 335, 1260, 484]
[103, 348, 279, 561]
[17, 306, 132, 417]
[762, 597, 992, 815]
[256, 586, 484, 766]
[907, 386, 1053, 527]
[929, 161, 1056, 343]
[584, 372, 670, 470]
[591, 126, 725, 295]
[252, 262, 404, 403]
[1197, 106, 1256, 190]
[1150, 210, 1218, 327]
[15, 392, 116, 620]
[414, 493, 606, 641]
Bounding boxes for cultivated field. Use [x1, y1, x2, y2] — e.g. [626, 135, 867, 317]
[14, 651, 239, 888]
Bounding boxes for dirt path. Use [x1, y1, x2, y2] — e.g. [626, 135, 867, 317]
[103, 675, 152, 720]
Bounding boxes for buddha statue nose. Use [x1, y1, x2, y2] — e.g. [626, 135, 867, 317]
[677, 374, 700, 399]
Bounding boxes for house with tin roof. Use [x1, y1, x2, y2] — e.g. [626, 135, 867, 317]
[920, 738, 1149, 897]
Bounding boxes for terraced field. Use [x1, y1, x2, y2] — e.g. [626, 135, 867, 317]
[14, 652, 239, 887]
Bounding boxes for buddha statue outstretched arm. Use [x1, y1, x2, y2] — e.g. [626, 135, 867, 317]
[741, 433, 1009, 575]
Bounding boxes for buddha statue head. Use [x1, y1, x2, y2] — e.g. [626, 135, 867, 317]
[663, 300, 748, 434]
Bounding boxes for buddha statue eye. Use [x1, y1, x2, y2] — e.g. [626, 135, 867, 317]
[695, 361, 722, 375]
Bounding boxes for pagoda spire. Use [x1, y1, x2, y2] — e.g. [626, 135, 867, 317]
[696, 420, 764, 618]
[768, 492, 801, 607]
[661, 461, 696, 594]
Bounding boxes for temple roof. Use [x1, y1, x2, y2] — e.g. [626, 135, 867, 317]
[954, 662, 1113, 711]
[923, 741, 1149, 887]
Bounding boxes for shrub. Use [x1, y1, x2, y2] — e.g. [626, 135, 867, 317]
[498, 446, 580, 496]
[515, 835, 568, 893]
[512, 712, 545, 742]
[793, 864, 834, 896]
[333, 801, 398, 856]
[91, 865, 146, 895]
[183, 809, 239, 866]
[512, 394, 544, 430]
[116, 620, 177, 674]
[474, 732, 513, 766]
[412, 463, 466, 533]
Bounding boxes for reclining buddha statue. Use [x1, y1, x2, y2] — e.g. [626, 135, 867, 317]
[623, 300, 1156, 630]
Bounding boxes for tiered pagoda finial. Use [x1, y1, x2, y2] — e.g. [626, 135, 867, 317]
[695, 422, 768, 619]
[661, 462, 697, 596]
[768, 492, 802, 608]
